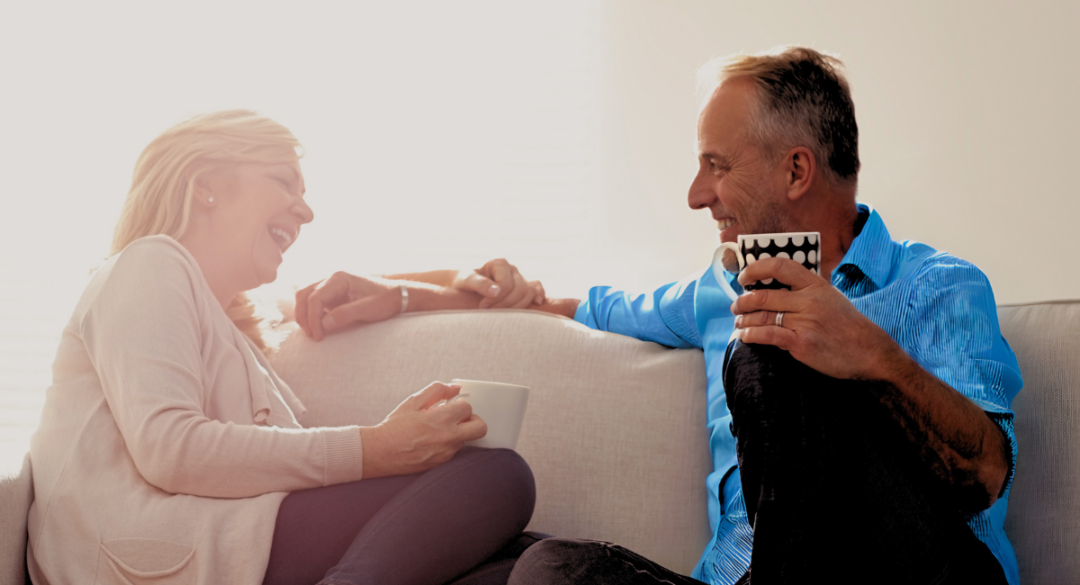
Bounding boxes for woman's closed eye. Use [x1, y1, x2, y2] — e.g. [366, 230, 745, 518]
[272, 176, 293, 192]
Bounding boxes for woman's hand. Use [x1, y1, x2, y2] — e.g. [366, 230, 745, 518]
[454, 258, 546, 309]
[295, 272, 402, 341]
[360, 382, 488, 478]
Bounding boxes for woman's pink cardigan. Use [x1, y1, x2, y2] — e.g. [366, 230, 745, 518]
[27, 236, 365, 585]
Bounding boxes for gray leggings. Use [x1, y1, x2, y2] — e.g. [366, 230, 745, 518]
[263, 447, 537, 585]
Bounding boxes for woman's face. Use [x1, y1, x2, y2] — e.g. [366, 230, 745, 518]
[204, 159, 313, 290]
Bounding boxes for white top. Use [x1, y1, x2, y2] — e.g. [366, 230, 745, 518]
[27, 236, 365, 585]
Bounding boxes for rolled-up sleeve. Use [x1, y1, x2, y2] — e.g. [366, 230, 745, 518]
[573, 274, 702, 350]
[907, 259, 1023, 490]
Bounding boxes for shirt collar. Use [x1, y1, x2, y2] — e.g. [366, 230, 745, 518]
[835, 203, 895, 288]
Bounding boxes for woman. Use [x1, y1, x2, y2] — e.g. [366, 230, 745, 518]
[27, 110, 541, 585]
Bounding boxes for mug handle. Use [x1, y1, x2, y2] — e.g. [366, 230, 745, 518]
[712, 242, 745, 273]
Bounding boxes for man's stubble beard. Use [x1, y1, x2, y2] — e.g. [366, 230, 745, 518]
[741, 175, 792, 236]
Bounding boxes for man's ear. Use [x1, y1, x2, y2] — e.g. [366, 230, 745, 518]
[784, 147, 816, 202]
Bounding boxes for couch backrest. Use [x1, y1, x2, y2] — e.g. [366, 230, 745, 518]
[999, 300, 1080, 585]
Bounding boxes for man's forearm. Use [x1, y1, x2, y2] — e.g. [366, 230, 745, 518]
[527, 297, 580, 319]
[869, 349, 1009, 512]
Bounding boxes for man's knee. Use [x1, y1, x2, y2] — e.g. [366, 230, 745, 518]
[508, 538, 608, 584]
[723, 340, 809, 405]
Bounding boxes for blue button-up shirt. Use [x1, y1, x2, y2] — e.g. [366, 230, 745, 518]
[573, 204, 1023, 585]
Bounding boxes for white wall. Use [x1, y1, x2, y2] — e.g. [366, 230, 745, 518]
[589, 0, 1080, 304]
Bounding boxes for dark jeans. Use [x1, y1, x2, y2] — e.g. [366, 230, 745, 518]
[263, 447, 538, 585]
[508, 342, 1008, 585]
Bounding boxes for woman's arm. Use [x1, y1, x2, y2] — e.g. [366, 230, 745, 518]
[386, 259, 545, 309]
[82, 240, 483, 498]
[296, 259, 547, 340]
[294, 273, 485, 341]
[379, 269, 459, 287]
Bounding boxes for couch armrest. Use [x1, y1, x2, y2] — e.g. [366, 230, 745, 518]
[0, 454, 32, 585]
[268, 309, 712, 574]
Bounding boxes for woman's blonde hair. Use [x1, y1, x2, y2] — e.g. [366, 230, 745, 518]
[111, 110, 303, 351]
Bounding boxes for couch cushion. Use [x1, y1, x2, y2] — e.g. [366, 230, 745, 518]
[269, 309, 713, 574]
[999, 300, 1080, 585]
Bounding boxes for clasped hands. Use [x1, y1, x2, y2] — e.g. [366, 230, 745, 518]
[731, 257, 906, 381]
[292, 259, 539, 477]
[295, 258, 544, 341]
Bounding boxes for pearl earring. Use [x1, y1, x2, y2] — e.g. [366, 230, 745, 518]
[208, 196, 215, 204]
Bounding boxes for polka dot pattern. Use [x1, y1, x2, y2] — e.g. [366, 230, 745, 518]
[737, 232, 820, 291]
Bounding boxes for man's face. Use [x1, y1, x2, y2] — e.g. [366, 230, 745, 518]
[688, 77, 789, 244]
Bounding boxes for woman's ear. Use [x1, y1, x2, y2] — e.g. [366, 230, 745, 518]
[784, 147, 817, 202]
[192, 171, 222, 209]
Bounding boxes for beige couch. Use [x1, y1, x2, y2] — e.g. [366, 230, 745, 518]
[2, 301, 1078, 584]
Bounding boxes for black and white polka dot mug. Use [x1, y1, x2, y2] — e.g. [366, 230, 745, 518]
[712, 232, 820, 291]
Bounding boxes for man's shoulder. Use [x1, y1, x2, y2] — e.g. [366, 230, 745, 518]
[893, 239, 992, 291]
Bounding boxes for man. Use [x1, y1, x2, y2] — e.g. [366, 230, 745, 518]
[297, 47, 1022, 585]
[502, 47, 1021, 585]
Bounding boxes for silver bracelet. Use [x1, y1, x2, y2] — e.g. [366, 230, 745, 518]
[399, 284, 409, 314]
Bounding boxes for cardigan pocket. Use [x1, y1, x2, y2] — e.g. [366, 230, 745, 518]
[95, 538, 196, 585]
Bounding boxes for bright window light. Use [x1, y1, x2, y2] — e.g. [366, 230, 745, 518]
[0, 1, 610, 471]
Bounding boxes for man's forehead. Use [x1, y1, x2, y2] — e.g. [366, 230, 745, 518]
[697, 77, 757, 150]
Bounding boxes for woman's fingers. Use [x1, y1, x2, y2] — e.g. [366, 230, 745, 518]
[320, 287, 401, 332]
[457, 414, 488, 442]
[299, 273, 350, 341]
[411, 382, 462, 411]
[297, 272, 409, 340]
[294, 285, 314, 336]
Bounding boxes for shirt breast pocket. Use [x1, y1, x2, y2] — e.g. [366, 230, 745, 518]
[95, 538, 196, 585]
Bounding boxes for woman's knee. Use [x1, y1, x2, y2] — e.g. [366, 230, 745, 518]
[441, 447, 536, 521]
[476, 448, 536, 514]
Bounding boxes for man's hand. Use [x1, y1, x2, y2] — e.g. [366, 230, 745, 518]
[730, 257, 905, 380]
[360, 382, 488, 479]
[295, 272, 405, 341]
[454, 258, 546, 309]
[730, 256, 1009, 511]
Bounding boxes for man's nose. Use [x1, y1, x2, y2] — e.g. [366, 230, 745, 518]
[687, 171, 715, 211]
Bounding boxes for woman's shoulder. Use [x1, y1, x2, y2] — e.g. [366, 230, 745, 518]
[116, 235, 196, 267]
[75, 236, 209, 323]
[106, 235, 206, 287]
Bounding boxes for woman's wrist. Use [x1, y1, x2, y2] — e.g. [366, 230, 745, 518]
[359, 425, 390, 479]
[394, 282, 483, 312]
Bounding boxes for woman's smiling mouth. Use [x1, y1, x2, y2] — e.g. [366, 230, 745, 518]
[268, 226, 294, 252]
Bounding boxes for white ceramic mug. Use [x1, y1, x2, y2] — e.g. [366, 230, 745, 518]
[712, 231, 820, 291]
[450, 379, 530, 450]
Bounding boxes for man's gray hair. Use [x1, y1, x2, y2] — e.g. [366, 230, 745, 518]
[699, 46, 860, 188]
